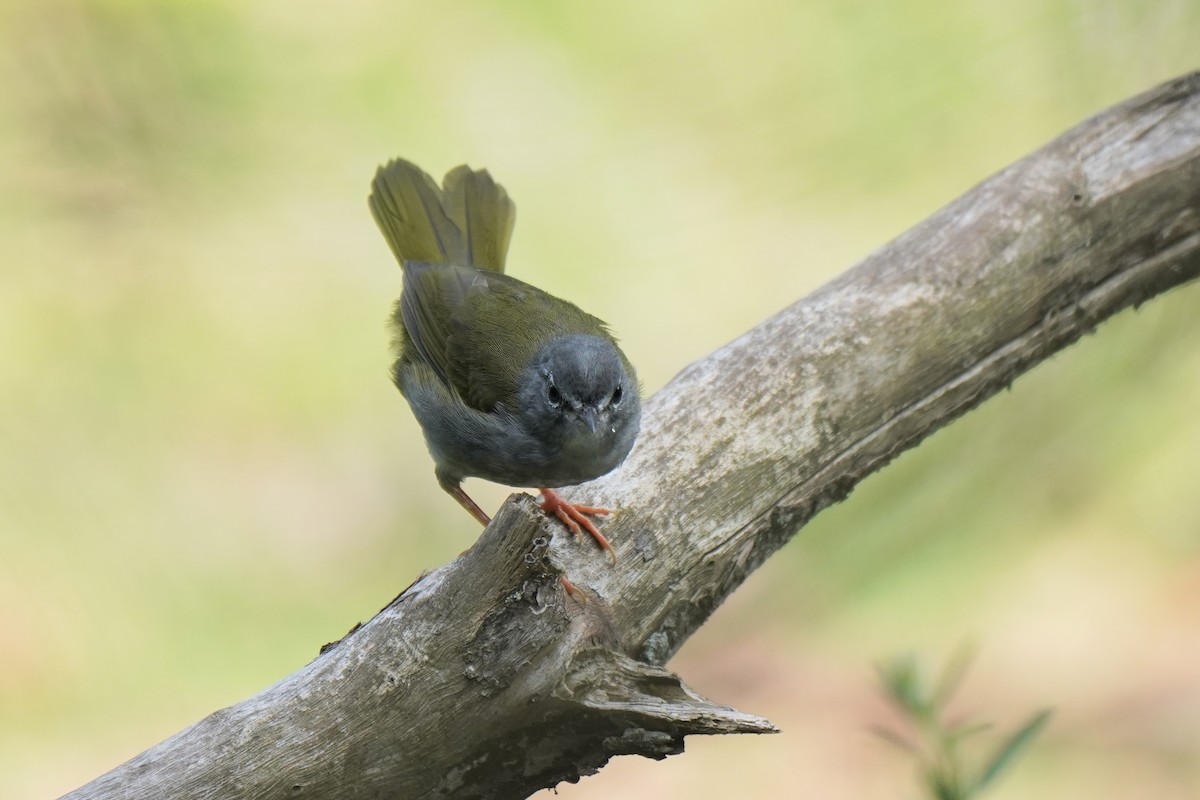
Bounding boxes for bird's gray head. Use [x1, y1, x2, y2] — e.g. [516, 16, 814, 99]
[519, 334, 640, 467]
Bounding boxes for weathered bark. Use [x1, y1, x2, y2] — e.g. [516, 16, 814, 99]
[65, 73, 1200, 800]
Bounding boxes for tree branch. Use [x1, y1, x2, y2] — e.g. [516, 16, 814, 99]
[65, 72, 1200, 800]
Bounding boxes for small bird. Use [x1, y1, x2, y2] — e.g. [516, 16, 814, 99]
[369, 159, 641, 561]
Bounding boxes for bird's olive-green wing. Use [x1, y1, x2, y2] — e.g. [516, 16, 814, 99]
[394, 261, 472, 388]
[369, 159, 516, 272]
[446, 270, 614, 412]
[395, 264, 612, 412]
[398, 262, 619, 412]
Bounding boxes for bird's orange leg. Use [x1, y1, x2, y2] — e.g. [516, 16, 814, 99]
[437, 474, 491, 526]
[538, 488, 615, 564]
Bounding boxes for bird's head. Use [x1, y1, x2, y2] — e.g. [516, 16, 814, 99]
[519, 334, 641, 471]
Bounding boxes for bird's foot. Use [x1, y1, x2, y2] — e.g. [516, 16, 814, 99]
[538, 488, 615, 564]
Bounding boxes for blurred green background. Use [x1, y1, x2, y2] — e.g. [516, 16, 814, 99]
[1, 1, 1198, 797]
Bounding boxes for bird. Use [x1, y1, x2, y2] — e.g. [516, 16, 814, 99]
[368, 158, 641, 562]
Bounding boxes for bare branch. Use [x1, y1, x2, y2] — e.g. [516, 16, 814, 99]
[64, 72, 1200, 800]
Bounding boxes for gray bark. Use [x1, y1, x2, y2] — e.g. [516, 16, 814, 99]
[65, 72, 1200, 800]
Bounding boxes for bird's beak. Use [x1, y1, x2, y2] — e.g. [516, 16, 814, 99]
[580, 406, 598, 434]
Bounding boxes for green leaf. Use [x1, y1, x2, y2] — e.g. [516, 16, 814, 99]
[974, 709, 1053, 790]
[877, 655, 928, 717]
[926, 766, 966, 800]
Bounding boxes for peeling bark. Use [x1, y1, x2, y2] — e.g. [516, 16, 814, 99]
[64, 73, 1200, 800]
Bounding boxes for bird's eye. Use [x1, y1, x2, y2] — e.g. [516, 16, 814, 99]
[610, 384, 623, 407]
[546, 383, 562, 408]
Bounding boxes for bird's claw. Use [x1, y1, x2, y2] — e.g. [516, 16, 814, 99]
[559, 576, 588, 604]
[539, 488, 616, 564]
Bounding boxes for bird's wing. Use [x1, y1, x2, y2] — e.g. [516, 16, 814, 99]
[447, 271, 611, 412]
[397, 261, 476, 390]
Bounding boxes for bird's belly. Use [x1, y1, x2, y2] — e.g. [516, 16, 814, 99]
[431, 425, 625, 489]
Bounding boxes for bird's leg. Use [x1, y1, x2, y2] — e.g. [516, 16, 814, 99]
[538, 488, 615, 564]
[435, 475, 589, 600]
[437, 473, 491, 526]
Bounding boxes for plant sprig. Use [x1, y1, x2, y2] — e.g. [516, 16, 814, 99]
[874, 650, 1052, 799]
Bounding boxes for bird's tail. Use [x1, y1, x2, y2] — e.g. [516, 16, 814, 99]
[369, 158, 516, 273]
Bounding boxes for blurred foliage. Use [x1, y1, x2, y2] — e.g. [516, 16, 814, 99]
[875, 650, 1052, 799]
[1, 1, 1198, 798]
